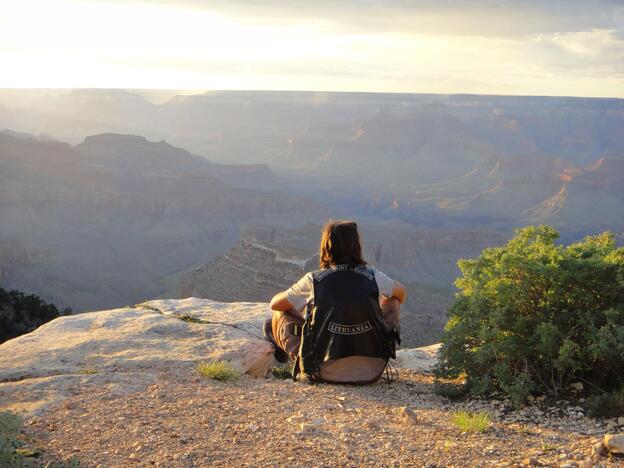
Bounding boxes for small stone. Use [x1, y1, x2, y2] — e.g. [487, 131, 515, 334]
[298, 418, 323, 433]
[128, 453, 139, 460]
[591, 441, 606, 457]
[247, 424, 258, 432]
[521, 457, 538, 466]
[286, 415, 303, 423]
[401, 407, 418, 426]
[618, 417, 624, 426]
[604, 433, 624, 454]
[483, 444, 496, 455]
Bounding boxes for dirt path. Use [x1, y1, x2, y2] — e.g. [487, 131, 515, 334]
[24, 370, 622, 467]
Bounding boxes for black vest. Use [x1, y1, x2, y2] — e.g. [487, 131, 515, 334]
[293, 265, 397, 383]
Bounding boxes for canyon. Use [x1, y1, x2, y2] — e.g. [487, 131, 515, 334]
[1, 89, 623, 345]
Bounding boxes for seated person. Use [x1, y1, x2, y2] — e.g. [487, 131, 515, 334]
[264, 220, 406, 384]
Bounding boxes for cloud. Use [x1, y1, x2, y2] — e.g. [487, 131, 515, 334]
[125, 0, 624, 37]
[530, 29, 624, 77]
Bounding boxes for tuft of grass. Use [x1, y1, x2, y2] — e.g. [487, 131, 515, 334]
[540, 441, 556, 452]
[451, 411, 490, 433]
[271, 366, 292, 380]
[196, 360, 239, 381]
[179, 315, 203, 324]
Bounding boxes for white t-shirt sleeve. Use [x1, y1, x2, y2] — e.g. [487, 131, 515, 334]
[284, 272, 314, 316]
[372, 267, 396, 299]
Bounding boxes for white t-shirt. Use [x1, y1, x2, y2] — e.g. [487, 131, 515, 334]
[285, 265, 397, 319]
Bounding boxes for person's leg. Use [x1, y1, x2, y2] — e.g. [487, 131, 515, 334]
[272, 309, 304, 361]
[263, 313, 289, 363]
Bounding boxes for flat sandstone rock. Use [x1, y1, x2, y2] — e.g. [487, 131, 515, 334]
[0, 297, 442, 418]
[0, 299, 274, 416]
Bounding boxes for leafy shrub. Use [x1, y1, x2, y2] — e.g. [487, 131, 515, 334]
[436, 226, 624, 410]
[0, 287, 70, 343]
[451, 411, 490, 433]
[585, 385, 624, 418]
[0, 411, 80, 467]
[196, 360, 239, 381]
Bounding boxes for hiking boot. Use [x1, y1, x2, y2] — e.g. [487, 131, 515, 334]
[263, 318, 289, 363]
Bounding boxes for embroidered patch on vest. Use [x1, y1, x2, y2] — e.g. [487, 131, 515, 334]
[313, 265, 374, 282]
[328, 321, 373, 335]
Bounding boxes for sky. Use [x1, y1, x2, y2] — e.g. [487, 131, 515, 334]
[1, 0, 623, 97]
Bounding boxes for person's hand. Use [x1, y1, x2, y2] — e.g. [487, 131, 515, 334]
[380, 295, 401, 309]
[380, 295, 400, 336]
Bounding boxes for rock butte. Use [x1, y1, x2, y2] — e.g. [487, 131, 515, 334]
[0, 298, 439, 418]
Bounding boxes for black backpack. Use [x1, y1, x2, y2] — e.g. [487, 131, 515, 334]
[293, 265, 399, 384]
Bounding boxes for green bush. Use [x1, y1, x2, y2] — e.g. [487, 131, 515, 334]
[0, 287, 70, 344]
[436, 226, 624, 410]
[0, 411, 28, 467]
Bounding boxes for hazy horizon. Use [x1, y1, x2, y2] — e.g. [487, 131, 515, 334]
[3, 88, 624, 101]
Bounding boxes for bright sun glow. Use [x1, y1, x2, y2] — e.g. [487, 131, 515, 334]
[0, 0, 623, 97]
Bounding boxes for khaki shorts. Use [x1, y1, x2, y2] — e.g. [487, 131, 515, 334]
[271, 309, 304, 361]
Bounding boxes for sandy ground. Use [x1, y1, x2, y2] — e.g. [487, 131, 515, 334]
[18, 369, 624, 467]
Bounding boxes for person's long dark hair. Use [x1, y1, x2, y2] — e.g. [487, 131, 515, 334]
[319, 220, 367, 269]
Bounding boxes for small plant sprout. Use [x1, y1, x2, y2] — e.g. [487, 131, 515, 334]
[271, 366, 292, 379]
[540, 441, 556, 452]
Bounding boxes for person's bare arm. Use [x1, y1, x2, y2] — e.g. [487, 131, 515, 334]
[270, 291, 295, 311]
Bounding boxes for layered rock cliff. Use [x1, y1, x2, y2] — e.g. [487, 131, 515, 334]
[0, 133, 326, 310]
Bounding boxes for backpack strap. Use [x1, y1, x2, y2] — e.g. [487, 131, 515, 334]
[292, 355, 301, 381]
